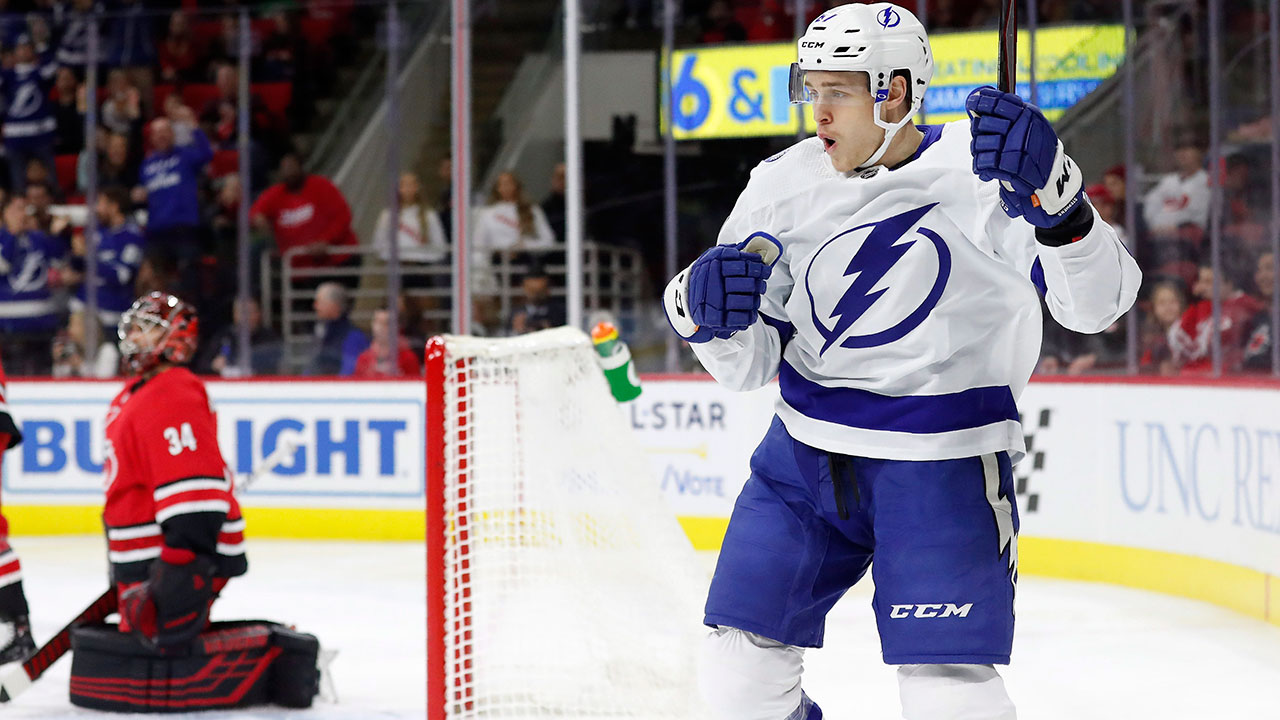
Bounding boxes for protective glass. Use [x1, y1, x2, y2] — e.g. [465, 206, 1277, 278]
[788, 63, 870, 106]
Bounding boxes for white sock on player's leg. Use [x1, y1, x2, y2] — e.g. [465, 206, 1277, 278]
[698, 625, 813, 720]
[897, 663, 1017, 720]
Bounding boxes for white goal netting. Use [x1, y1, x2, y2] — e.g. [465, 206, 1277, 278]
[427, 327, 709, 719]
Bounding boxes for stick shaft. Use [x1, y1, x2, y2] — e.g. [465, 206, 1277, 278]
[22, 588, 116, 683]
[998, 0, 1018, 92]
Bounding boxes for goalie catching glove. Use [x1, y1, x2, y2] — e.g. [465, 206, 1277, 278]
[664, 233, 782, 343]
[966, 87, 1086, 230]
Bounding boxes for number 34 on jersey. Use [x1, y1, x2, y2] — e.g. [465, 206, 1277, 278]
[164, 423, 199, 456]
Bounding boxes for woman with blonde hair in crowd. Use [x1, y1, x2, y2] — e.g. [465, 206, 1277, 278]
[470, 171, 556, 334]
[373, 171, 449, 335]
[474, 170, 556, 254]
[373, 172, 449, 284]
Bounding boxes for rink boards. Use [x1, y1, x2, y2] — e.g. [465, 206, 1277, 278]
[1, 379, 426, 540]
[2, 376, 1278, 627]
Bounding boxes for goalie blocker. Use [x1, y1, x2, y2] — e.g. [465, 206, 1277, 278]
[68, 621, 320, 712]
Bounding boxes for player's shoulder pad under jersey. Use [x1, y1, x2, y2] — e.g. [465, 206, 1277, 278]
[150, 366, 208, 396]
[751, 136, 827, 176]
[131, 368, 212, 422]
[731, 137, 834, 214]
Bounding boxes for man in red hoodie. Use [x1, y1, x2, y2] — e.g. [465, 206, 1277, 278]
[250, 152, 358, 274]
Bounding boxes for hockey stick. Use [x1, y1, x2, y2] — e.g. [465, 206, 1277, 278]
[997, 0, 1017, 93]
[0, 444, 294, 703]
[0, 588, 116, 702]
[993, 0, 1019, 194]
[234, 435, 299, 495]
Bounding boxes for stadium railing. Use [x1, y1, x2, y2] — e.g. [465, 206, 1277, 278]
[262, 242, 650, 374]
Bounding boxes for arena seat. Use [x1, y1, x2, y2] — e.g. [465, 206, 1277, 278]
[209, 149, 239, 178]
[299, 17, 336, 48]
[155, 83, 291, 126]
[254, 83, 292, 122]
[55, 154, 78, 198]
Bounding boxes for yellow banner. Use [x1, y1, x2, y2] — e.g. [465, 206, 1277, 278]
[664, 43, 803, 140]
[663, 24, 1125, 139]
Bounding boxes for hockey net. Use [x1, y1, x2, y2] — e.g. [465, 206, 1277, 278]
[425, 327, 709, 719]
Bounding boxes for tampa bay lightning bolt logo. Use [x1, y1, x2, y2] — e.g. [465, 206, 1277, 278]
[878, 8, 901, 28]
[806, 204, 950, 354]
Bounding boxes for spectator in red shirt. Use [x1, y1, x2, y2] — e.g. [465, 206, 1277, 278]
[353, 306, 420, 378]
[250, 152, 359, 275]
[1168, 265, 1264, 373]
[1243, 252, 1277, 372]
[158, 10, 201, 84]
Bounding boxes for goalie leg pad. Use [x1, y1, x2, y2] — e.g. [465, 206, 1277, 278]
[69, 620, 320, 712]
[699, 625, 820, 720]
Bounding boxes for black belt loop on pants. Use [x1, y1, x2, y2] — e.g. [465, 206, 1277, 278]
[826, 452, 858, 521]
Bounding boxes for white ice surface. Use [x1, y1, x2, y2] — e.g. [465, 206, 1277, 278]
[3, 537, 1279, 718]
[803, 572, 1280, 719]
[2, 536, 425, 719]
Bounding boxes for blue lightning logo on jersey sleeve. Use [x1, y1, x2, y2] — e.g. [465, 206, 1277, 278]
[816, 204, 937, 355]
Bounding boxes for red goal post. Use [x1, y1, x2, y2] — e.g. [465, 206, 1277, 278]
[425, 327, 709, 719]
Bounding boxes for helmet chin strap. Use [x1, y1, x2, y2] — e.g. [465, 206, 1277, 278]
[855, 100, 913, 171]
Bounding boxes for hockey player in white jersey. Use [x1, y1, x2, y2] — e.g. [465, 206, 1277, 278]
[662, 3, 1140, 719]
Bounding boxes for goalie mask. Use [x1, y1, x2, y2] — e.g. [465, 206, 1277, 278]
[118, 292, 199, 376]
[789, 2, 934, 170]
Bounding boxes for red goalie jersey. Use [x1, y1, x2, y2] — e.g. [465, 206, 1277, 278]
[104, 366, 247, 586]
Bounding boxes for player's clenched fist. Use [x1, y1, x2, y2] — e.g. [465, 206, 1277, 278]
[966, 87, 1085, 229]
[663, 233, 781, 343]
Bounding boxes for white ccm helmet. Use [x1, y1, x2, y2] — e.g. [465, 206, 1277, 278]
[790, 2, 934, 169]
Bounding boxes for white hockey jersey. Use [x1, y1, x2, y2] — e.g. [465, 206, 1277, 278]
[690, 121, 1141, 463]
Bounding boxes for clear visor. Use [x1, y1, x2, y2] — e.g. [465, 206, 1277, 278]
[788, 63, 871, 106]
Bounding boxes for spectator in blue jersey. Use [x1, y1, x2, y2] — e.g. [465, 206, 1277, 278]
[305, 281, 369, 376]
[0, 34, 59, 194]
[135, 106, 212, 298]
[65, 186, 143, 330]
[53, 0, 99, 70]
[0, 195, 64, 375]
[25, 11, 53, 54]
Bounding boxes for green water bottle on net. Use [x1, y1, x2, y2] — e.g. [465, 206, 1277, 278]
[591, 321, 642, 402]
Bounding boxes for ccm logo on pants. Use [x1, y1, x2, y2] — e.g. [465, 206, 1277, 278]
[889, 603, 973, 619]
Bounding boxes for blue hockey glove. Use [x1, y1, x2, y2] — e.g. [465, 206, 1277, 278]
[663, 233, 782, 343]
[966, 87, 1085, 229]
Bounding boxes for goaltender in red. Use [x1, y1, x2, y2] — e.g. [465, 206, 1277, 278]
[105, 291, 247, 647]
